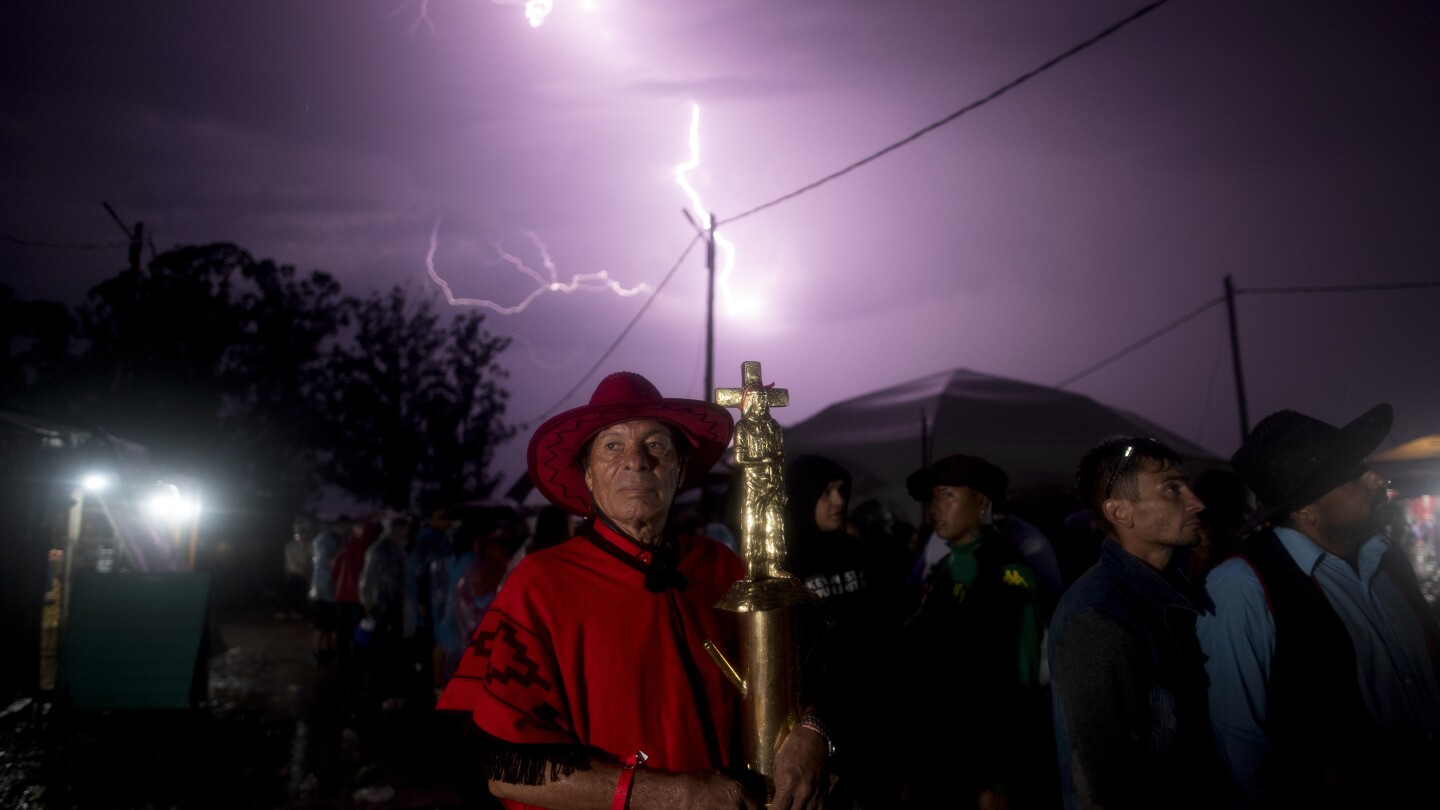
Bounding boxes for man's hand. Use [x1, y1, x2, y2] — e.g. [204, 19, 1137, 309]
[769, 724, 831, 810]
[977, 787, 1009, 810]
[490, 763, 759, 810]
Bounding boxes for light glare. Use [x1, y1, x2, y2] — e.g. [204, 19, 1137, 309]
[81, 473, 111, 492]
[145, 485, 200, 523]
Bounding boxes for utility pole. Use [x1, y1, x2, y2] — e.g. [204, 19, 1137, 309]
[102, 201, 143, 276]
[1224, 275, 1251, 441]
[102, 202, 143, 394]
[682, 207, 720, 523]
[704, 213, 717, 399]
[682, 208, 719, 399]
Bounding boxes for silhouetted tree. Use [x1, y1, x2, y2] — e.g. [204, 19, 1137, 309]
[67, 243, 346, 516]
[0, 282, 79, 413]
[319, 284, 513, 511]
[223, 255, 348, 504]
[6, 246, 516, 520]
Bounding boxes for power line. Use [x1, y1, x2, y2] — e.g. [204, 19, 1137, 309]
[721, 0, 1174, 228]
[1055, 280, 1440, 388]
[522, 1, 1179, 425]
[1239, 281, 1440, 294]
[5, 235, 131, 251]
[524, 234, 704, 429]
[1055, 295, 1226, 389]
[8, 201, 158, 262]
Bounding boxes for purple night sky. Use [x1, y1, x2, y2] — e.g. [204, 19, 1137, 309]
[3, 0, 1438, 492]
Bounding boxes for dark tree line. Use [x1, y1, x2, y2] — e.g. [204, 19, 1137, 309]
[1, 242, 514, 520]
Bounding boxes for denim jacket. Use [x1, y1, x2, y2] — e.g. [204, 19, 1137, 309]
[1047, 539, 1224, 809]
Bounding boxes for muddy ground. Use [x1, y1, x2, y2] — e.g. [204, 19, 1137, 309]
[1, 603, 499, 810]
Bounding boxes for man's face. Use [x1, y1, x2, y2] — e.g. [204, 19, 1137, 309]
[814, 479, 847, 533]
[929, 485, 989, 544]
[1306, 465, 1389, 550]
[583, 419, 684, 528]
[1123, 460, 1205, 549]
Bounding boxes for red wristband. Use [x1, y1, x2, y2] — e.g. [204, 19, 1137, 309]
[612, 749, 647, 810]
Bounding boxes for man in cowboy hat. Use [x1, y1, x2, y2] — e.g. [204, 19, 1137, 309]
[437, 371, 830, 810]
[897, 454, 1050, 810]
[1198, 404, 1440, 809]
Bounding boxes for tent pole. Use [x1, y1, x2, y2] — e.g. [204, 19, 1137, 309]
[1224, 275, 1251, 442]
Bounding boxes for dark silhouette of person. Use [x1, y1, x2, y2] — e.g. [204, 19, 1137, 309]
[785, 454, 904, 809]
[1185, 467, 1254, 582]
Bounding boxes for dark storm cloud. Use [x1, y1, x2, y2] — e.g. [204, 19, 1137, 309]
[3, 0, 1438, 489]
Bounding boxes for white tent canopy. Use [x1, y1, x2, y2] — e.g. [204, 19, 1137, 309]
[779, 368, 1225, 526]
[1371, 434, 1440, 497]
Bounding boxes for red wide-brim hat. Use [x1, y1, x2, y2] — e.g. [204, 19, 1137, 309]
[527, 371, 735, 516]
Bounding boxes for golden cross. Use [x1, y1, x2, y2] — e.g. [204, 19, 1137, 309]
[714, 360, 789, 414]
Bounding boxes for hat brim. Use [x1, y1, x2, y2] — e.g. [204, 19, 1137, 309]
[528, 399, 734, 516]
[905, 468, 935, 503]
[1249, 403, 1393, 526]
[905, 455, 1007, 504]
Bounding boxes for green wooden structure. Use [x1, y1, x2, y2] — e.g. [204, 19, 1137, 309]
[58, 572, 211, 711]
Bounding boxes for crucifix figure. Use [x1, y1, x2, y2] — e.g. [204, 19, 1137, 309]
[715, 360, 792, 581]
[710, 360, 814, 796]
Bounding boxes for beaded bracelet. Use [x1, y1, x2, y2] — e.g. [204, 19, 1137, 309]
[797, 715, 836, 757]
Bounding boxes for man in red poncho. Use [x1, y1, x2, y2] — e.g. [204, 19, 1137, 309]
[437, 371, 829, 810]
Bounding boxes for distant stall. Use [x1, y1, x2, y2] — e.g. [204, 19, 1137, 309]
[1372, 434, 1440, 498]
[0, 409, 210, 709]
[1372, 435, 1440, 601]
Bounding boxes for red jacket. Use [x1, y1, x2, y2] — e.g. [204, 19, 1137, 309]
[331, 523, 380, 605]
[438, 520, 746, 810]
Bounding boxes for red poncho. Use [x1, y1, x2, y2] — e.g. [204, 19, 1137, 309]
[438, 520, 747, 807]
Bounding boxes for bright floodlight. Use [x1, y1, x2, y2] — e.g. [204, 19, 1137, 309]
[81, 473, 111, 492]
[145, 484, 200, 523]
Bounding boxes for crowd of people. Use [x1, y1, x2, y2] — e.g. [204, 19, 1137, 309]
[284, 371, 1440, 810]
[279, 501, 574, 737]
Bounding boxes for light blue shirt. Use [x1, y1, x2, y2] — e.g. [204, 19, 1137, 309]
[1197, 528, 1440, 804]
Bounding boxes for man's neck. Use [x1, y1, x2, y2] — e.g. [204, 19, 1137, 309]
[1293, 525, 1365, 569]
[1114, 534, 1173, 571]
[947, 528, 982, 548]
[602, 514, 666, 546]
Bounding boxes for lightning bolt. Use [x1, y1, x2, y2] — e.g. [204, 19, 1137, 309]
[491, 0, 555, 28]
[393, 0, 557, 33]
[387, 0, 437, 37]
[674, 103, 738, 314]
[425, 220, 649, 315]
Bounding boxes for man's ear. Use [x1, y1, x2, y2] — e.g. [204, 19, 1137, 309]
[1103, 497, 1131, 530]
[1290, 504, 1316, 528]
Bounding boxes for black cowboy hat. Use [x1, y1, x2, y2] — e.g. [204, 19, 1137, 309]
[906, 454, 1009, 504]
[1230, 403, 1392, 524]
